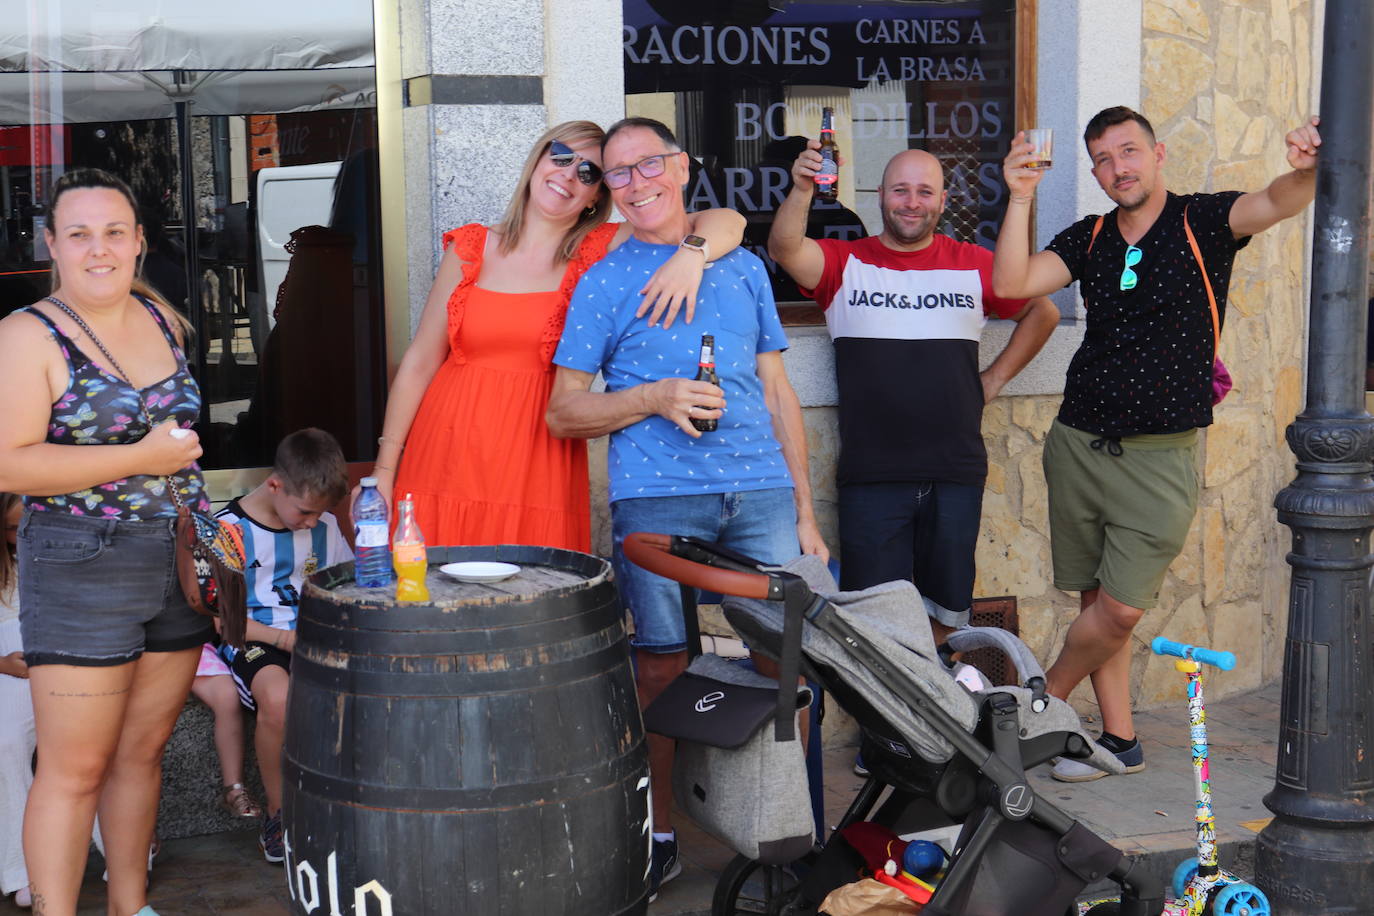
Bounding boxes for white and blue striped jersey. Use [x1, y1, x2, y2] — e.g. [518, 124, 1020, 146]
[215, 498, 352, 657]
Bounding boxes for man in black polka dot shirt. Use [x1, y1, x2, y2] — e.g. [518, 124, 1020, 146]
[991, 106, 1321, 782]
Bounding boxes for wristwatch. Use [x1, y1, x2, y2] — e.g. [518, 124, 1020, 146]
[680, 234, 710, 262]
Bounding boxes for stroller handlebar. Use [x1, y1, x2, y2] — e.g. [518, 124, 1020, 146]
[622, 532, 778, 600]
[1151, 637, 1236, 670]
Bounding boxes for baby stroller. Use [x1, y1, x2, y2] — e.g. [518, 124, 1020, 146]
[623, 533, 1165, 916]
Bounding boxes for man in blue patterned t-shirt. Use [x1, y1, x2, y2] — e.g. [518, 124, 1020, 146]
[549, 117, 827, 900]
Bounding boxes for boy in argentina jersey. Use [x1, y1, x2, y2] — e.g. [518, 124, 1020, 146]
[214, 429, 352, 863]
[769, 143, 1058, 642]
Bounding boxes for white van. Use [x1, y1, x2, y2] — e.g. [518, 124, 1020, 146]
[255, 161, 342, 327]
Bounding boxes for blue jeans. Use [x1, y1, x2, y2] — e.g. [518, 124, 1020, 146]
[837, 480, 983, 627]
[611, 488, 799, 653]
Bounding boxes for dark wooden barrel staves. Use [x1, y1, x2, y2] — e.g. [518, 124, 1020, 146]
[282, 545, 649, 916]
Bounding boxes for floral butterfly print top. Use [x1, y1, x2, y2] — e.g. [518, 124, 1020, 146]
[23, 299, 209, 520]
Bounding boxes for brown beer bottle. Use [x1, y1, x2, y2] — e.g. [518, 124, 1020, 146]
[692, 334, 718, 433]
[815, 106, 839, 201]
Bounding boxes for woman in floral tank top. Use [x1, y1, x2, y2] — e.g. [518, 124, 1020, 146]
[0, 169, 212, 916]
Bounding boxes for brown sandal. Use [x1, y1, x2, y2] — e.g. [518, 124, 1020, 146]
[220, 783, 263, 819]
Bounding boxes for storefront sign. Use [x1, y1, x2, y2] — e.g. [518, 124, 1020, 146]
[623, 0, 1018, 304]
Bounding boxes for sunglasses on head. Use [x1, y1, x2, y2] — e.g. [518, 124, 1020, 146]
[548, 140, 603, 186]
[1120, 245, 1143, 291]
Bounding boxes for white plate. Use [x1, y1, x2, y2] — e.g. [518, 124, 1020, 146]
[439, 561, 521, 583]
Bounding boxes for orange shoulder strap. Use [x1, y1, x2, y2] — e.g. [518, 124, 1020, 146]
[1182, 204, 1221, 352]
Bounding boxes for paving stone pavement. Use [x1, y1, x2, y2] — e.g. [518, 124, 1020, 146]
[0, 682, 1281, 915]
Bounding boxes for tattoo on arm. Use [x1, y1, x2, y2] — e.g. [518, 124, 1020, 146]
[48, 686, 132, 698]
[31, 890, 45, 914]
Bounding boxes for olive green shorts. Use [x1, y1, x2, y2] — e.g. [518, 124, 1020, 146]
[1042, 419, 1200, 610]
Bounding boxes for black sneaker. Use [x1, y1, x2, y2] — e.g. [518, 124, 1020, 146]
[260, 811, 285, 864]
[647, 835, 682, 903]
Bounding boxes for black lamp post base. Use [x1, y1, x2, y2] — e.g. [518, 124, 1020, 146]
[1254, 815, 1374, 915]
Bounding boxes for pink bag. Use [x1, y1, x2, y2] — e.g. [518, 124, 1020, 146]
[1211, 356, 1233, 405]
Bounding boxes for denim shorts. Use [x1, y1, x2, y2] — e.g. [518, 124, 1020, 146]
[17, 509, 215, 667]
[611, 487, 799, 654]
[837, 480, 984, 628]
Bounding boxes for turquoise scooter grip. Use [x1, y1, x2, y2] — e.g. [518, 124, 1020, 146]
[1151, 637, 1236, 671]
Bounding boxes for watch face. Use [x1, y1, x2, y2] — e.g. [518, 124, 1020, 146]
[682, 234, 707, 248]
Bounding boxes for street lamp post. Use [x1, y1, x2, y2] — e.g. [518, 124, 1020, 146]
[1257, 1, 1374, 913]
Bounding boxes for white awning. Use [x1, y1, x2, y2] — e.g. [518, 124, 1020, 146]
[0, 0, 375, 123]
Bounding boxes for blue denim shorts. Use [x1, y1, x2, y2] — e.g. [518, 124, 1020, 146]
[17, 509, 214, 667]
[611, 488, 799, 654]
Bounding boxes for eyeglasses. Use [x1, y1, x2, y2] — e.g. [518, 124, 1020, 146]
[602, 152, 680, 190]
[1120, 245, 1142, 291]
[548, 140, 603, 186]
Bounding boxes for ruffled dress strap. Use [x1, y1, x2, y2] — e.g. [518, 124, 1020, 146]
[440, 223, 490, 363]
[539, 222, 620, 364]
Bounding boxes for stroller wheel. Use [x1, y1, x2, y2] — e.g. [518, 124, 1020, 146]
[712, 853, 806, 916]
[1212, 883, 1270, 916]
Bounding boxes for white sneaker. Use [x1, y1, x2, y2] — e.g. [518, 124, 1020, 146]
[14, 886, 31, 908]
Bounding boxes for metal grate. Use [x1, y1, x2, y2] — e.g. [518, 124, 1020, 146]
[966, 596, 1019, 686]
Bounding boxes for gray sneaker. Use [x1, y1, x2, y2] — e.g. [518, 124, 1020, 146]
[1052, 739, 1145, 783]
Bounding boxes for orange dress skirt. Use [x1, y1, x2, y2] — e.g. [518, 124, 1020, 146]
[393, 285, 590, 551]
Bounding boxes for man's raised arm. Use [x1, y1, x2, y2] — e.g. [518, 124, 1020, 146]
[993, 130, 1073, 300]
[767, 139, 828, 291]
[1229, 116, 1321, 239]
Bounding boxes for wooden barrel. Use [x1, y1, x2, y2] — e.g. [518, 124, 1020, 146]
[282, 545, 649, 916]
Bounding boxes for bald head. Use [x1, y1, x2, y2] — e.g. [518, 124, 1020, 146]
[881, 149, 945, 194]
[877, 149, 947, 250]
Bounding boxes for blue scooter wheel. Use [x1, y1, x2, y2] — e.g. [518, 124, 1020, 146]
[1171, 857, 1199, 899]
[1212, 883, 1270, 916]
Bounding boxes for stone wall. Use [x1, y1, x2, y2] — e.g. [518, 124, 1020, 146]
[974, 0, 1315, 715]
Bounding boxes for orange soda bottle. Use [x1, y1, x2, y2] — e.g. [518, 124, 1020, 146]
[392, 493, 430, 602]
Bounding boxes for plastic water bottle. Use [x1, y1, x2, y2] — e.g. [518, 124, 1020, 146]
[392, 494, 430, 603]
[352, 477, 393, 588]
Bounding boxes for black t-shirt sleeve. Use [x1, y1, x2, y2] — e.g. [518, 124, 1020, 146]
[1045, 214, 1101, 283]
[1184, 190, 1251, 255]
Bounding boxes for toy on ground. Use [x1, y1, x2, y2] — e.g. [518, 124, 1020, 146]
[1079, 639, 1270, 916]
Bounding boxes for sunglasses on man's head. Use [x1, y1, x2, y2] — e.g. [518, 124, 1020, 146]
[1120, 245, 1143, 291]
[548, 140, 603, 186]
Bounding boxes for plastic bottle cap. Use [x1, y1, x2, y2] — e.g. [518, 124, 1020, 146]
[360, 476, 378, 486]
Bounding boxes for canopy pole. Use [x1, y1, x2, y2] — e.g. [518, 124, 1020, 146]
[174, 94, 208, 425]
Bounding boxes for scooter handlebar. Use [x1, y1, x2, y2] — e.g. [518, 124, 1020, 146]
[1151, 637, 1236, 671]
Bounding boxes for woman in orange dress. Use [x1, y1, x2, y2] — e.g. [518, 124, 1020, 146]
[374, 121, 743, 551]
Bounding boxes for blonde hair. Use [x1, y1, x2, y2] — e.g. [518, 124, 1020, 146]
[0, 492, 18, 602]
[45, 168, 193, 339]
[492, 121, 612, 263]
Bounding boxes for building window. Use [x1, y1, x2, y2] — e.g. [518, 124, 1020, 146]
[623, 0, 1024, 320]
[1, 3, 386, 469]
